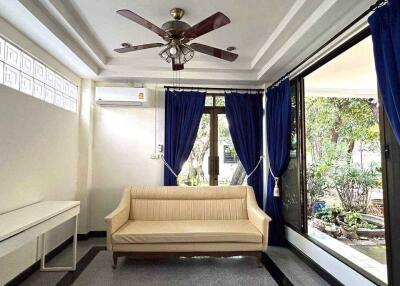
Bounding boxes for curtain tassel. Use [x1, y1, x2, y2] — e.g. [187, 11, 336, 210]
[270, 168, 280, 197]
[273, 177, 280, 197]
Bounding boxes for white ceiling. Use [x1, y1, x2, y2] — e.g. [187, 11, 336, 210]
[305, 36, 378, 99]
[0, 0, 376, 85]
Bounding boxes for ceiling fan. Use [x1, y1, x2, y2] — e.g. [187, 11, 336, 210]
[114, 8, 238, 71]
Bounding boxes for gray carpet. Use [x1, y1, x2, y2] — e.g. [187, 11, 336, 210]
[71, 251, 278, 286]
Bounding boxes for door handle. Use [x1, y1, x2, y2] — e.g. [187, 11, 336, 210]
[215, 156, 219, 175]
[208, 156, 212, 175]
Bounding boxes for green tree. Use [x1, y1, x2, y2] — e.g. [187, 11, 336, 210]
[180, 115, 210, 186]
[305, 96, 380, 212]
[179, 113, 246, 186]
[305, 97, 379, 167]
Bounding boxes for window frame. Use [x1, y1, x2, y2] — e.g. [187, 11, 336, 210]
[288, 27, 395, 286]
[0, 35, 78, 112]
[204, 94, 226, 185]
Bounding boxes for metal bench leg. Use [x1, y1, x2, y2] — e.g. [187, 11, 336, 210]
[40, 215, 78, 272]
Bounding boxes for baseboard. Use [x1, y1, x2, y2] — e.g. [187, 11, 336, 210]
[77, 230, 106, 240]
[287, 242, 344, 286]
[5, 236, 73, 286]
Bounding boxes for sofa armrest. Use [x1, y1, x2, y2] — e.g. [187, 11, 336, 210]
[104, 187, 131, 251]
[246, 187, 272, 251]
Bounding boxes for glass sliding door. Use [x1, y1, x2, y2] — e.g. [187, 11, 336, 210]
[282, 80, 305, 232]
[302, 35, 387, 284]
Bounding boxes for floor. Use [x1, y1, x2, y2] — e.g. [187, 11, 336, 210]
[16, 237, 330, 286]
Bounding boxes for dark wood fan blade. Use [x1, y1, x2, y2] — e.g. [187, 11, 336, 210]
[117, 9, 167, 38]
[183, 12, 230, 39]
[114, 43, 164, 53]
[190, 43, 238, 61]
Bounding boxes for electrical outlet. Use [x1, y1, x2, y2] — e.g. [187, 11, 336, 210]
[150, 154, 160, 159]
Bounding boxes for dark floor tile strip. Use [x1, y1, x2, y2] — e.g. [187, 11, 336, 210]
[262, 253, 294, 286]
[287, 243, 344, 286]
[56, 246, 106, 286]
[77, 231, 106, 241]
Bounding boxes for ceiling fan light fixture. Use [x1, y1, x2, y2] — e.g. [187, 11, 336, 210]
[179, 44, 194, 63]
[159, 45, 173, 63]
[159, 43, 194, 65]
[169, 46, 177, 55]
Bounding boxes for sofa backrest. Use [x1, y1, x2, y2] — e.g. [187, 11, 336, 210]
[129, 186, 249, 221]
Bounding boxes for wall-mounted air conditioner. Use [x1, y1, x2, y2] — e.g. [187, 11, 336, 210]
[95, 87, 150, 106]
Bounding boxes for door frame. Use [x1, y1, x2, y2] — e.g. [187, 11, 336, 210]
[204, 94, 225, 185]
[380, 104, 400, 286]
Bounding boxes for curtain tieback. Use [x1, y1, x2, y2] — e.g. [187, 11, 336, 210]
[247, 156, 264, 179]
[161, 154, 265, 180]
[160, 154, 178, 178]
[270, 168, 280, 197]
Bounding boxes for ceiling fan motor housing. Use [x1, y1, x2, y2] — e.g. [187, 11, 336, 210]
[161, 20, 191, 39]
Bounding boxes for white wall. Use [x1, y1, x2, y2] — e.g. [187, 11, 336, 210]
[75, 79, 95, 233]
[89, 83, 266, 230]
[0, 16, 80, 284]
[89, 83, 165, 230]
[0, 17, 79, 85]
[0, 85, 79, 284]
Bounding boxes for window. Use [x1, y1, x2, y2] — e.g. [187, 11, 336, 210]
[0, 36, 78, 112]
[223, 145, 238, 163]
[177, 94, 246, 186]
[292, 35, 388, 284]
[282, 81, 304, 232]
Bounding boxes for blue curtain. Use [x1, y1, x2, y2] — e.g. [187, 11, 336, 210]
[369, 0, 400, 143]
[265, 79, 291, 246]
[164, 90, 206, 185]
[225, 92, 264, 207]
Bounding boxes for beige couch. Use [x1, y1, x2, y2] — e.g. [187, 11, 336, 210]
[105, 186, 271, 268]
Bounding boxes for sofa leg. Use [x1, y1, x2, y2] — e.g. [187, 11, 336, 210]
[256, 252, 263, 268]
[112, 252, 118, 269]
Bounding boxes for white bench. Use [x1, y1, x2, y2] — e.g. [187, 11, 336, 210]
[0, 201, 80, 271]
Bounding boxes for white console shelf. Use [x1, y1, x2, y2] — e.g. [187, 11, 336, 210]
[0, 201, 80, 271]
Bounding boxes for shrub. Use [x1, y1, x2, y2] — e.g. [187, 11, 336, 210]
[307, 163, 330, 206]
[331, 164, 379, 212]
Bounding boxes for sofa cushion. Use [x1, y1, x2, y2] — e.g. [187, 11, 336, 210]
[112, 220, 262, 244]
[129, 186, 249, 221]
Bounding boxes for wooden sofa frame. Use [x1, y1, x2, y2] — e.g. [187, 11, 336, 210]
[112, 251, 263, 269]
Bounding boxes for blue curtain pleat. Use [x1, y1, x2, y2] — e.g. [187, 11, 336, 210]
[225, 92, 264, 207]
[369, 0, 400, 143]
[265, 79, 291, 246]
[164, 90, 206, 185]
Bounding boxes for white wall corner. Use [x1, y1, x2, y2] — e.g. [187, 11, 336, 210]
[76, 79, 96, 233]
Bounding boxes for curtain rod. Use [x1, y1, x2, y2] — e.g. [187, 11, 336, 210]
[164, 85, 264, 92]
[267, 0, 387, 90]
